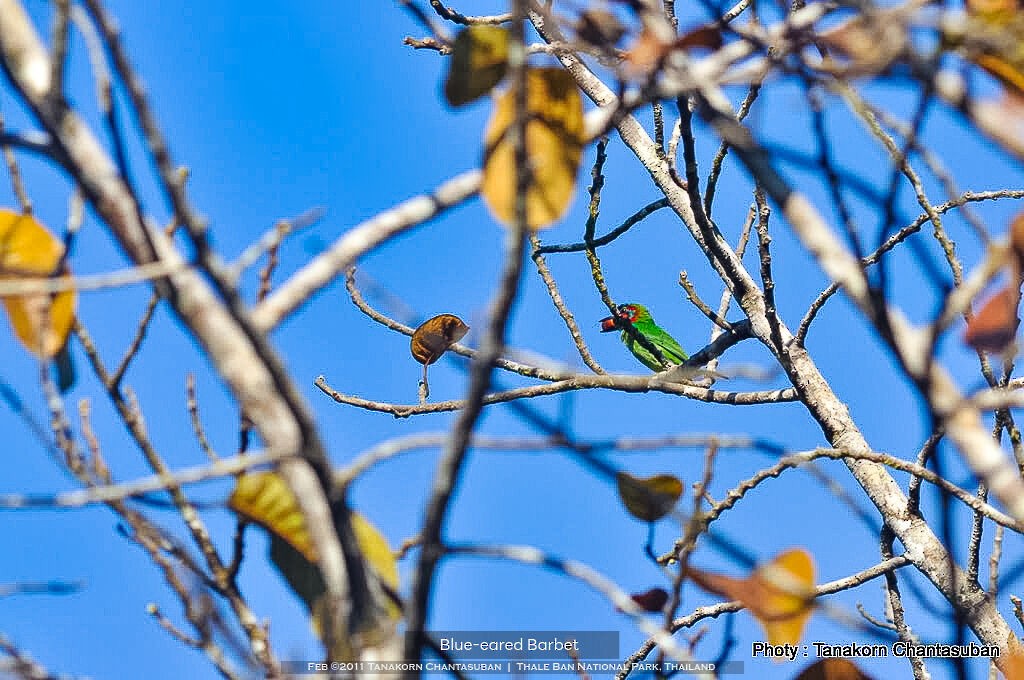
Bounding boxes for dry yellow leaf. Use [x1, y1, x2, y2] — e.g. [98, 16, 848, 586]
[0, 210, 76, 359]
[482, 67, 584, 230]
[445, 25, 509, 107]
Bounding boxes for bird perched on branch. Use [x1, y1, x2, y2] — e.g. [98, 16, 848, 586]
[599, 303, 687, 372]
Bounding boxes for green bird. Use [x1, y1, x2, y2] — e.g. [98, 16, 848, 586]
[599, 303, 688, 372]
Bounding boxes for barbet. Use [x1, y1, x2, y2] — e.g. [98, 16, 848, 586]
[599, 303, 687, 372]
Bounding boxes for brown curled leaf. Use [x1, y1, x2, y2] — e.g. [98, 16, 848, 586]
[411, 313, 470, 365]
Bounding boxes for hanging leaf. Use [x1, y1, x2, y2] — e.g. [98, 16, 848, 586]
[228, 471, 401, 616]
[676, 24, 723, 52]
[481, 67, 584, 230]
[966, 0, 1021, 21]
[623, 27, 672, 76]
[0, 210, 76, 360]
[575, 9, 628, 48]
[965, 284, 1021, 352]
[793, 658, 876, 680]
[309, 510, 402, 658]
[687, 548, 816, 648]
[952, 1, 1024, 99]
[444, 26, 509, 107]
[1010, 210, 1024, 267]
[410, 313, 469, 365]
[615, 471, 683, 522]
[350, 511, 399, 597]
[819, 12, 908, 76]
[229, 471, 316, 560]
[629, 587, 669, 612]
[974, 50, 1024, 99]
[1002, 635, 1024, 680]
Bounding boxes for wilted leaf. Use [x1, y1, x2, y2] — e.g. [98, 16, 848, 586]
[481, 67, 584, 230]
[230, 471, 401, 661]
[615, 471, 683, 522]
[688, 548, 816, 649]
[975, 50, 1024, 99]
[350, 511, 400, 596]
[411, 313, 469, 365]
[1011, 211, 1024, 266]
[819, 12, 908, 76]
[1002, 635, 1024, 679]
[676, 25, 723, 52]
[0, 210, 76, 360]
[624, 27, 672, 76]
[752, 549, 816, 647]
[576, 9, 628, 48]
[444, 26, 509, 107]
[952, 3, 1024, 99]
[229, 471, 316, 561]
[966, 0, 1021, 21]
[794, 658, 876, 680]
[310, 510, 401, 660]
[965, 284, 1021, 352]
[630, 587, 669, 612]
[228, 472, 400, 610]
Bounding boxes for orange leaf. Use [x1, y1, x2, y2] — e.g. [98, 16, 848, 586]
[752, 549, 817, 647]
[410, 313, 469, 365]
[794, 658, 876, 680]
[615, 471, 683, 522]
[1002, 639, 1024, 679]
[688, 549, 816, 649]
[0, 210, 76, 359]
[481, 67, 584, 230]
[965, 285, 1021, 352]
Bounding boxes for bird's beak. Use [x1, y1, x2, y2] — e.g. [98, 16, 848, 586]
[599, 315, 618, 332]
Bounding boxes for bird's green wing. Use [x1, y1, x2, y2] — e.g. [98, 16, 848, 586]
[623, 323, 688, 371]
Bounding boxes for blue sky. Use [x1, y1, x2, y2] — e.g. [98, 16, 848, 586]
[0, 2, 1021, 679]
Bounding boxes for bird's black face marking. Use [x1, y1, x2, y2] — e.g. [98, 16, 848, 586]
[617, 304, 640, 323]
[601, 304, 641, 332]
